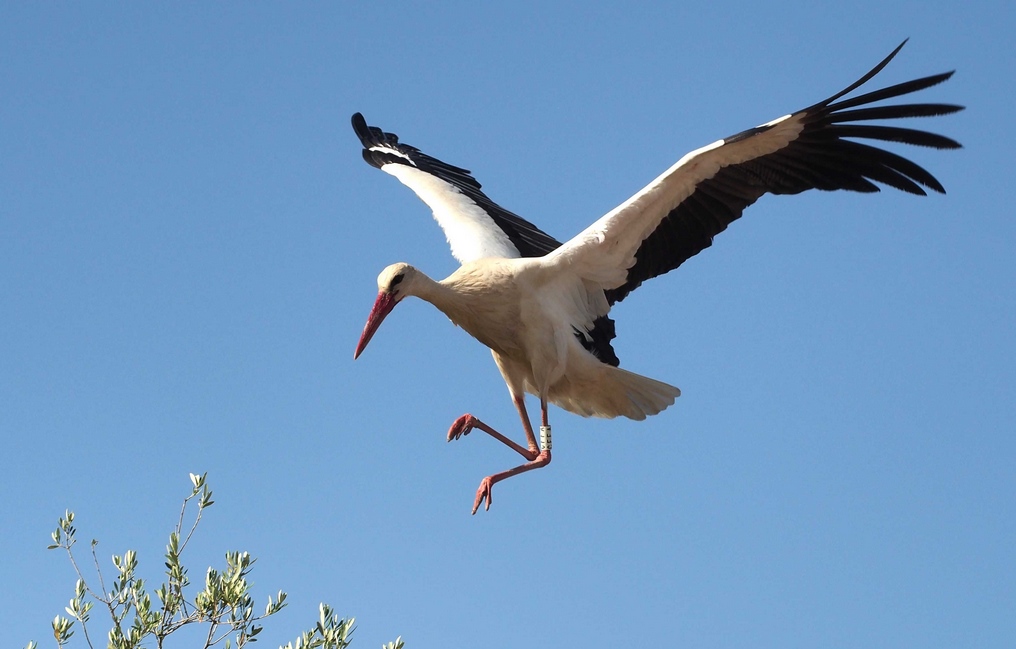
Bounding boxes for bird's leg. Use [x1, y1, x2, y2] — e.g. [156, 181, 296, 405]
[472, 398, 552, 515]
[446, 395, 539, 460]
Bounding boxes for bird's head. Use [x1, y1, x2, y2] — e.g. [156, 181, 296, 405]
[354, 262, 415, 360]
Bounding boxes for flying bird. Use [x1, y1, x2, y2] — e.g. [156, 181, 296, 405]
[351, 41, 962, 514]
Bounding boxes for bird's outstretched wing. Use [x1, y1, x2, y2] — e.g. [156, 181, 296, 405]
[352, 113, 622, 365]
[549, 40, 964, 303]
[352, 113, 561, 263]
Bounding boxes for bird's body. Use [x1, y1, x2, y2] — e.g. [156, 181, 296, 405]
[351, 41, 963, 513]
[386, 260, 680, 421]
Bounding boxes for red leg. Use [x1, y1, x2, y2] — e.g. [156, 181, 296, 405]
[446, 394, 540, 459]
[447, 416, 538, 460]
[471, 397, 553, 515]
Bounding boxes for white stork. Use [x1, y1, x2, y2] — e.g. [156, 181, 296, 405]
[351, 41, 962, 514]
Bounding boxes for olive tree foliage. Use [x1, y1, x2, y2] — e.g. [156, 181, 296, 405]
[25, 473, 403, 649]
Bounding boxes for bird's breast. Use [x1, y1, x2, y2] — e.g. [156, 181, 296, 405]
[438, 263, 526, 357]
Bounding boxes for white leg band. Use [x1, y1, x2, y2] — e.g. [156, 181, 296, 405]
[539, 425, 552, 452]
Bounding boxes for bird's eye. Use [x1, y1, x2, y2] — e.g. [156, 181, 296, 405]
[390, 273, 404, 288]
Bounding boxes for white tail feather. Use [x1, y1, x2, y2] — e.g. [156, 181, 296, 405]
[548, 364, 680, 420]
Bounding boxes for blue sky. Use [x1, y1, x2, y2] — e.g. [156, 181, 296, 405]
[2, 3, 1013, 648]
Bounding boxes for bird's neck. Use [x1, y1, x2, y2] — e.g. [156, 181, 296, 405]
[409, 263, 522, 356]
[409, 272, 463, 321]
[410, 268, 495, 332]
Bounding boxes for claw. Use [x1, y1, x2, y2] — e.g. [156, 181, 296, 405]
[447, 414, 476, 442]
[472, 476, 493, 514]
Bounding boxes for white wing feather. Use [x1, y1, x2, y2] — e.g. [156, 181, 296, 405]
[382, 164, 519, 263]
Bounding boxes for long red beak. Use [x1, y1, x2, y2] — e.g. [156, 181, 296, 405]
[354, 291, 397, 359]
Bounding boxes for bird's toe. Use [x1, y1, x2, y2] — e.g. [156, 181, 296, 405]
[447, 414, 476, 442]
[471, 476, 494, 515]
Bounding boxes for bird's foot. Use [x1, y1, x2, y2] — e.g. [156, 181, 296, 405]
[472, 476, 494, 515]
[470, 450, 551, 515]
[447, 414, 476, 442]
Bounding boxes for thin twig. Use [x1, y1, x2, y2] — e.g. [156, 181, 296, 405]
[174, 493, 191, 541]
[203, 616, 218, 649]
[179, 496, 205, 554]
[83, 542, 124, 636]
[86, 543, 109, 604]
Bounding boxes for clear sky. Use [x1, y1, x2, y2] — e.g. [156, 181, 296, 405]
[2, 3, 1013, 648]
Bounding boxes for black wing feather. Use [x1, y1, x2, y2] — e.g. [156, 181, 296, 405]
[605, 42, 963, 304]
